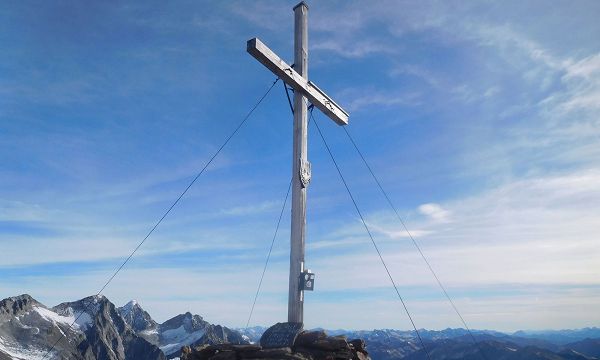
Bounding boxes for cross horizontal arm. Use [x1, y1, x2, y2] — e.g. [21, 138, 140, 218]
[247, 38, 349, 126]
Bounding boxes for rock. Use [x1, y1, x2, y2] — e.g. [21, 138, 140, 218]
[295, 330, 328, 347]
[295, 346, 334, 359]
[212, 343, 262, 352]
[354, 351, 369, 360]
[239, 347, 310, 359]
[254, 347, 293, 356]
[260, 322, 304, 349]
[181, 344, 217, 360]
[349, 339, 365, 352]
[182, 346, 193, 356]
[296, 345, 354, 360]
[210, 351, 237, 360]
[308, 337, 350, 351]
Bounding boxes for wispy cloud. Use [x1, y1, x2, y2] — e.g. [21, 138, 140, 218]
[312, 39, 396, 59]
[553, 53, 600, 113]
[0, 200, 50, 222]
[306, 169, 600, 288]
[390, 64, 443, 88]
[344, 89, 422, 112]
[219, 200, 279, 216]
[418, 203, 450, 223]
[228, 1, 290, 32]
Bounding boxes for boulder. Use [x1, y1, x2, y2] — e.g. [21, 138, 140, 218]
[295, 330, 328, 347]
[212, 344, 262, 352]
[309, 337, 349, 351]
[349, 339, 365, 352]
[210, 351, 237, 360]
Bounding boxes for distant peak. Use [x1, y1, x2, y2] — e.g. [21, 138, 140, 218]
[123, 299, 139, 309]
[9, 294, 36, 302]
[119, 300, 145, 317]
[1, 294, 42, 316]
[117, 299, 157, 332]
[79, 294, 106, 302]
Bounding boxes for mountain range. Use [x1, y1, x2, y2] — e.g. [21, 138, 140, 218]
[237, 327, 600, 359]
[0, 294, 245, 360]
[1, 294, 599, 360]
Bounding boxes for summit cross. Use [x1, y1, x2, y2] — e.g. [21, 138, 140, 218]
[247, 1, 349, 324]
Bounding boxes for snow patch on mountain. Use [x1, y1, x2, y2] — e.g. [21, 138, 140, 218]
[0, 336, 46, 360]
[141, 328, 159, 336]
[32, 306, 92, 331]
[160, 325, 206, 355]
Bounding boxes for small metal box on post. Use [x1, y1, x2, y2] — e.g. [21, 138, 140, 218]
[300, 269, 315, 291]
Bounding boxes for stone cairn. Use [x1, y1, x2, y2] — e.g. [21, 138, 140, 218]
[180, 329, 371, 360]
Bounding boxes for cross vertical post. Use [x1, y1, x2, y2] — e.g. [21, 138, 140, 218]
[288, 1, 309, 324]
[247, 0, 349, 328]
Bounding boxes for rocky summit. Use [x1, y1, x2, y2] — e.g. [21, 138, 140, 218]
[180, 330, 371, 360]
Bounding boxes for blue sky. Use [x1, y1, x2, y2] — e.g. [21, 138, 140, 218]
[1, 1, 599, 332]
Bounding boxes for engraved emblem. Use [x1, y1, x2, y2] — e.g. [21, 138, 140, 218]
[300, 159, 311, 188]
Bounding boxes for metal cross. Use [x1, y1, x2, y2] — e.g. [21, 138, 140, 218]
[247, 1, 349, 324]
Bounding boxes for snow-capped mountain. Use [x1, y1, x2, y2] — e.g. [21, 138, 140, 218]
[0, 294, 163, 360]
[117, 306, 247, 359]
[117, 300, 158, 333]
[0, 294, 246, 360]
[158, 312, 210, 356]
[234, 325, 267, 343]
[0, 295, 80, 360]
